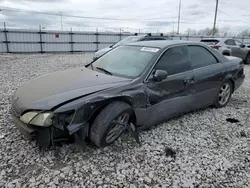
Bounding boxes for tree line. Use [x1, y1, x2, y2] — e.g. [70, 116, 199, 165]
[176, 26, 250, 37]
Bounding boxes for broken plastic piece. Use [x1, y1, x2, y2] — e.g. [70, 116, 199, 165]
[111, 121, 141, 145]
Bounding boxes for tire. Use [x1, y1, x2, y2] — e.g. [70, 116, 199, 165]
[90, 101, 132, 147]
[214, 80, 233, 108]
[245, 53, 250, 64]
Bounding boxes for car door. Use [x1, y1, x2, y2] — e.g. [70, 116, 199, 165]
[235, 40, 248, 60]
[188, 45, 225, 109]
[225, 39, 242, 58]
[140, 45, 195, 127]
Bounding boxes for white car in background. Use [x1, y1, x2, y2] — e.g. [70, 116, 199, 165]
[201, 38, 250, 64]
[93, 34, 172, 60]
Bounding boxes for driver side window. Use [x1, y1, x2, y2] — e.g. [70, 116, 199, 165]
[154, 46, 191, 76]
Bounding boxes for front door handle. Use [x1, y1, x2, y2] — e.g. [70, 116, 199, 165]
[184, 77, 195, 85]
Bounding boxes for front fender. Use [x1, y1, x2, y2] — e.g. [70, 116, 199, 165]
[54, 94, 146, 135]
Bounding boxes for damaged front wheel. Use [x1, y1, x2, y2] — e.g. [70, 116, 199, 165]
[90, 101, 133, 147]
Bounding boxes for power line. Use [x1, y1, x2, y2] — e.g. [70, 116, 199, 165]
[0, 6, 178, 22]
[218, 9, 250, 25]
[0, 6, 239, 27]
[219, 2, 250, 12]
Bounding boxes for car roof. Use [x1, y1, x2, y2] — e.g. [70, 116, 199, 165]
[125, 40, 201, 49]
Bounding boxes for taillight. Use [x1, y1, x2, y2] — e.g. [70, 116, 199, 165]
[211, 45, 220, 50]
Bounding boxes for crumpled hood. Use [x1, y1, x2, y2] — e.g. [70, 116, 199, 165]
[94, 47, 112, 58]
[14, 67, 130, 112]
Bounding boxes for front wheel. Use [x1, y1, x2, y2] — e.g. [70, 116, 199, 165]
[214, 81, 232, 108]
[90, 101, 132, 147]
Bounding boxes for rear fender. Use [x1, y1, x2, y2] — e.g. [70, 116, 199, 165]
[221, 48, 231, 56]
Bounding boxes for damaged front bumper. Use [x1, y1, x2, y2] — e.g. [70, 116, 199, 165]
[12, 115, 68, 147]
[12, 114, 89, 148]
[12, 115, 36, 139]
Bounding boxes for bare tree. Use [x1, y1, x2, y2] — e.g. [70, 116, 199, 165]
[197, 27, 219, 36]
[184, 28, 198, 35]
[238, 29, 250, 37]
[219, 25, 230, 37]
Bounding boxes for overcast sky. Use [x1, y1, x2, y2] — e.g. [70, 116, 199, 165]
[0, 0, 250, 34]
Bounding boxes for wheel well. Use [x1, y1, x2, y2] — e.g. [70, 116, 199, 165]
[228, 79, 235, 93]
[88, 99, 137, 128]
[245, 52, 250, 59]
[223, 52, 230, 56]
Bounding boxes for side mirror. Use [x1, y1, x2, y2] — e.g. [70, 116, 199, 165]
[240, 44, 245, 48]
[153, 70, 168, 82]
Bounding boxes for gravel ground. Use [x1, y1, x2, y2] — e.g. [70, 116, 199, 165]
[1, 53, 250, 188]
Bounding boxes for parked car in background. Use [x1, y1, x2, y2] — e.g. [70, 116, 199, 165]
[12, 41, 245, 148]
[93, 33, 172, 59]
[200, 38, 250, 64]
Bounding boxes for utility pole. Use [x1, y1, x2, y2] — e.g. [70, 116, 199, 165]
[59, 11, 63, 31]
[172, 22, 175, 34]
[213, 0, 219, 36]
[177, 0, 181, 34]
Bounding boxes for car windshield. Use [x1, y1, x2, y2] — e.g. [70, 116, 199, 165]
[92, 46, 158, 78]
[113, 36, 141, 48]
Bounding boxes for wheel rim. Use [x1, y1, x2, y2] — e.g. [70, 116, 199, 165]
[105, 113, 130, 144]
[218, 83, 231, 106]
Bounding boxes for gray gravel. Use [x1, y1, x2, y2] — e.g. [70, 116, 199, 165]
[1, 53, 250, 187]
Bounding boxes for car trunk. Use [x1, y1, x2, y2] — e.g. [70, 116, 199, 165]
[200, 39, 219, 45]
[200, 39, 220, 49]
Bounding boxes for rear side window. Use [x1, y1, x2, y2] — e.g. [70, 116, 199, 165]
[154, 46, 191, 75]
[225, 39, 236, 45]
[200, 40, 219, 45]
[189, 46, 218, 69]
[235, 40, 243, 46]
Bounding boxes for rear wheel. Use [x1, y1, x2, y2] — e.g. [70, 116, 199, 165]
[245, 53, 250, 64]
[214, 81, 232, 108]
[90, 101, 132, 147]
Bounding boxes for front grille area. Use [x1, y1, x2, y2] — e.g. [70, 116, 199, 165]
[12, 102, 21, 117]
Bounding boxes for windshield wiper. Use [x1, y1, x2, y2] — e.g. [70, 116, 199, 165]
[95, 67, 113, 75]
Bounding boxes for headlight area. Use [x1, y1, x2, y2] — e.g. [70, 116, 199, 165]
[18, 107, 91, 147]
[20, 111, 54, 127]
